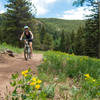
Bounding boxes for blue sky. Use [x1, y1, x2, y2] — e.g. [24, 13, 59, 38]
[0, 0, 91, 20]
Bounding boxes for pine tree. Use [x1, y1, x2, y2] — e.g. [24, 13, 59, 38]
[68, 30, 75, 54]
[82, 3, 99, 57]
[33, 33, 41, 50]
[60, 30, 71, 52]
[3, 0, 33, 46]
[74, 26, 86, 55]
[74, 0, 99, 57]
[43, 33, 54, 50]
[84, 5, 99, 57]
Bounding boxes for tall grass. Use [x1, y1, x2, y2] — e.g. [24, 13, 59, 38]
[38, 51, 100, 79]
[0, 42, 23, 53]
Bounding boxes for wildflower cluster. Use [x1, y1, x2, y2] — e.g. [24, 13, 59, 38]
[84, 74, 100, 97]
[84, 74, 96, 82]
[21, 70, 28, 77]
[30, 77, 42, 90]
[8, 68, 46, 99]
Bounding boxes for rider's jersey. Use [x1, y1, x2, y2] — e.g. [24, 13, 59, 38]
[24, 31, 32, 39]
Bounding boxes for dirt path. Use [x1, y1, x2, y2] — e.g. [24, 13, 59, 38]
[0, 53, 43, 98]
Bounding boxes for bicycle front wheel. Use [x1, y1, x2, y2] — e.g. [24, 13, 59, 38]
[24, 49, 29, 61]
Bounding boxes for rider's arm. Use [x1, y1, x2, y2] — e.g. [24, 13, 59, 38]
[20, 32, 24, 40]
[30, 31, 34, 39]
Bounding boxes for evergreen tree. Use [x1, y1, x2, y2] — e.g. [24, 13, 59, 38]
[74, 0, 99, 57]
[40, 25, 46, 43]
[74, 26, 86, 55]
[0, 14, 6, 42]
[60, 30, 67, 52]
[33, 33, 41, 50]
[84, 4, 99, 57]
[60, 30, 71, 52]
[3, 0, 33, 46]
[68, 30, 75, 53]
[43, 33, 54, 50]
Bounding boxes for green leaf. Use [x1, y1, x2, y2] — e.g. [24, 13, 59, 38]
[11, 73, 19, 80]
[10, 81, 16, 87]
[12, 88, 17, 96]
[18, 79, 24, 84]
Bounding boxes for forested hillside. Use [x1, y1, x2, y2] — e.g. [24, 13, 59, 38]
[38, 18, 85, 33]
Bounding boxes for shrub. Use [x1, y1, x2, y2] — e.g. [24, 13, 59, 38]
[6, 68, 47, 100]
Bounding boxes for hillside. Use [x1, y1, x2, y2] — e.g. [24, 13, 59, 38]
[38, 18, 85, 33]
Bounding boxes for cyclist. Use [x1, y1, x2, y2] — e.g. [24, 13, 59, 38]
[20, 26, 33, 57]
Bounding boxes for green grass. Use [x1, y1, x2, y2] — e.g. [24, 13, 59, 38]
[0, 42, 23, 53]
[38, 51, 100, 99]
[39, 51, 100, 79]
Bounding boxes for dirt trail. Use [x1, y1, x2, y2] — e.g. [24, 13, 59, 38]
[0, 53, 43, 98]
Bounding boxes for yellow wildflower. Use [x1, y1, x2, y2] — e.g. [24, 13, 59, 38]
[21, 70, 28, 75]
[30, 82, 36, 86]
[85, 78, 88, 80]
[37, 79, 42, 84]
[32, 77, 36, 81]
[35, 85, 40, 89]
[92, 79, 96, 82]
[84, 74, 90, 78]
[24, 70, 28, 73]
[24, 74, 28, 77]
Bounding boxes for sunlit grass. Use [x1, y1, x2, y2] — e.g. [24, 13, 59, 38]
[0, 42, 23, 53]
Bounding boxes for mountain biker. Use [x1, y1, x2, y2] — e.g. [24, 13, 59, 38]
[20, 26, 33, 57]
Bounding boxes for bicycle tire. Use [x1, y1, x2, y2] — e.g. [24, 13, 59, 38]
[28, 48, 31, 59]
[24, 48, 29, 61]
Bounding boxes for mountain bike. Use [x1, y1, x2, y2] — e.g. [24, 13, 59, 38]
[24, 39, 31, 61]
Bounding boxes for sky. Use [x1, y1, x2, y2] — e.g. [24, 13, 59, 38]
[0, 0, 92, 20]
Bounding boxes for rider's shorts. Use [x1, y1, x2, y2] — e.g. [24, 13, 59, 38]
[26, 38, 32, 43]
[28, 39, 32, 43]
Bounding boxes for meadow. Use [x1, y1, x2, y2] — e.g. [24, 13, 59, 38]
[38, 51, 100, 100]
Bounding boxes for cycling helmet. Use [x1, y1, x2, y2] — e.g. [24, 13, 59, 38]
[24, 26, 29, 29]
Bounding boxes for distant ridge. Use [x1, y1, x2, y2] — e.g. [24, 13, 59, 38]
[37, 18, 85, 33]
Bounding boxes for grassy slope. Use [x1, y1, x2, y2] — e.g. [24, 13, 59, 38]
[38, 18, 85, 33]
[0, 43, 23, 53]
[38, 51, 100, 99]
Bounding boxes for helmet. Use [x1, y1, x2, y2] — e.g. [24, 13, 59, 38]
[24, 26, 29, 29]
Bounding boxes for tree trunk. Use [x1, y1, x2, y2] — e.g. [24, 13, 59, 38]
[98, 3, 100, 58]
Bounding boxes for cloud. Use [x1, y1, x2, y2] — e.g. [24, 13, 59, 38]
[30, 0, 57, 16]
[59, 7, 92, 20]
[0, 2, 5, 14]
[0, 9, 5, 14]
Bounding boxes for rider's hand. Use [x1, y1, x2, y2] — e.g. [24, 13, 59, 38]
[20, 38, 22, 41]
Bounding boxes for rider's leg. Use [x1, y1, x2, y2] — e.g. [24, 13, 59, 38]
[29, 42, 33, 55]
